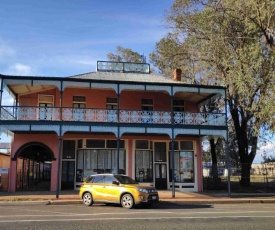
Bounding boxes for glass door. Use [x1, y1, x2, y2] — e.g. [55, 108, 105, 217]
[155, 163, 167, 190]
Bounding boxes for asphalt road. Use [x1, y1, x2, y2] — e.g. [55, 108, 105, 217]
[0, 202, 275, 230]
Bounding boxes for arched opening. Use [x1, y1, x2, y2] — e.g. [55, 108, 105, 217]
[15, 142, 55, 191]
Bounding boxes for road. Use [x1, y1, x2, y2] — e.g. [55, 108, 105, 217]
[0, 202, 275, 229]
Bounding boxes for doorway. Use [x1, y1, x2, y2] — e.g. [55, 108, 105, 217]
[154, 142, 167, 190]
[61, 161, 75, 190]
[155, 163, 167, 190]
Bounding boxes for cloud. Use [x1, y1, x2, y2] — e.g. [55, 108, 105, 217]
[6, 64, 32, 76]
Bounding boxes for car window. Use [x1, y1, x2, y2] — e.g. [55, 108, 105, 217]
[115, 175, 139, 184]
[104, 175, 116, 184]
[93, 175, 104, 184]
[86, 176, 94, 183]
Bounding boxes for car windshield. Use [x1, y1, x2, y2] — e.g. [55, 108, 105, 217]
[114, 175, 139, 184]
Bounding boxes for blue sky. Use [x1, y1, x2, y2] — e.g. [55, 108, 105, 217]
[0, 0, 173, 77]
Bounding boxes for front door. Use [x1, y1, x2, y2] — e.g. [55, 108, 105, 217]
[154, 142, 167, 190]
[155, 163, 167, 190]
[61, 161, 75, 190]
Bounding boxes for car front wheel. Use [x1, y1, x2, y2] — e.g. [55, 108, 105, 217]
[121, 194, 134, 209]
[83, 192, 93, 206]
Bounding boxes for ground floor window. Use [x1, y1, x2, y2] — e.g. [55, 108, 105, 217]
[135, 150, 153, 182]
[76, 149, 126, 182]
[169, 151, 194, 183]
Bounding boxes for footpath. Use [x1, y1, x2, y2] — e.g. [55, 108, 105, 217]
[0, 190, 275, 205]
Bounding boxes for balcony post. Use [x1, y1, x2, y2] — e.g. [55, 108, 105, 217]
[60, 81, 63, 121]
[116, 89, 120, 173]
[171, 86, 175, 197]
[225, 90, 231, 197]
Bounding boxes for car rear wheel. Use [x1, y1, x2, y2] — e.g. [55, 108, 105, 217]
[121, 194, 134, 209]
[83, 192, 93, 206]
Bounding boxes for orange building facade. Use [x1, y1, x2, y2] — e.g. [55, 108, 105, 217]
[0, 61, 228, 196]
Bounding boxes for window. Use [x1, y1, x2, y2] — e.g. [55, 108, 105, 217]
[136, 140, 151, 149]
[173, 99, 184, 112]
[141, 99, 153, 111]
[169, 151, 194, 183]
[38, 95, 54, 120]
[106, 97, 118, 109]
[104, 175, 116, 184]
[169, 141, 194, 183]
[62, 140, 75, 159]
[73, 96, 86, 121]
[86, 139, 105, 148]
[77, 149, 126, 181]
[135, 140, 153, 182]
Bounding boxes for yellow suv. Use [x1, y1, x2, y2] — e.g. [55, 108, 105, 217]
[79, 174, 159, 209]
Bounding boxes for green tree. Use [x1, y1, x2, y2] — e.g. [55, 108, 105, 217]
[107, 46, 146, 63]
[150, 0, 275, 186]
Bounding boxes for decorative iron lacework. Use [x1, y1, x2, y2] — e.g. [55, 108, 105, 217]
[119, 110, 171, 124]
[200, 88, 225, 97]
[62, 125, 90, 135]
[201, 130, 227, 139]
[200, 113, 226, 126]
[173, 112, 226, 126]
[31, 125, 60, 134]
[33, 80, 61, 90]
[146, 85, 171, 95]
[63, 81, 90, 89]
[90, 83, 118, 94]
[174, 129, 200, 137]
[91, 126, 118, 137]
[120, 127, 146, 136]
[147, 128, 172, 139]
[0, 107, 16, 120]
[119, 84, 145, 93]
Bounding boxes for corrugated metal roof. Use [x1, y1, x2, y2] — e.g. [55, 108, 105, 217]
[69, 71, 181, 84]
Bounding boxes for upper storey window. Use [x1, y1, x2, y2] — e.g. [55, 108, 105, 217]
[73, 96, 86, 108]
[173, 99, 185, 112]
[141, 99, 153, 111]
[106, 97, 118, 109]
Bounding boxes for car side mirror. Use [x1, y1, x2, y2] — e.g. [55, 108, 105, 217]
[112, 181, 119, 185]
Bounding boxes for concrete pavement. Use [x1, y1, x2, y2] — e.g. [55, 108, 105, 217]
[1, 190, 275, 205]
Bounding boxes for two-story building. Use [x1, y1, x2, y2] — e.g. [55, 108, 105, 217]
[0, 61, 228, 197]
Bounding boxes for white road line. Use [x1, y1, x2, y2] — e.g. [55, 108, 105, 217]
[0, 215, 275, 223]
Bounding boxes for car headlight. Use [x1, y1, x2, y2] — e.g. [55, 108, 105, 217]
[136, 188, 149, 193]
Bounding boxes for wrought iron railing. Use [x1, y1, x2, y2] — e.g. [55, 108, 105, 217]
[0, 106, 226, 126]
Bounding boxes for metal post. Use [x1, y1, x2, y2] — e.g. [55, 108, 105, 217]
[172, 129, 175, 198]
[56, 135, 62, 198]
[170, 87, 175, 197]
[224, 88, 231, 197]
[116, 91, 120, 174]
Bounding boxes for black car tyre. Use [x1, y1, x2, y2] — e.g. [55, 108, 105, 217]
[121, 194, 134, 209]
[83, 192, 93, 206]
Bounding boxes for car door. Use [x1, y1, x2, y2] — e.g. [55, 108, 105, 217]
[90, 175, 106, 201]
[103, 175, 121, 203]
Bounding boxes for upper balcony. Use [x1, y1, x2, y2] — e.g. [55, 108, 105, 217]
[0, 106, 226, 127]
